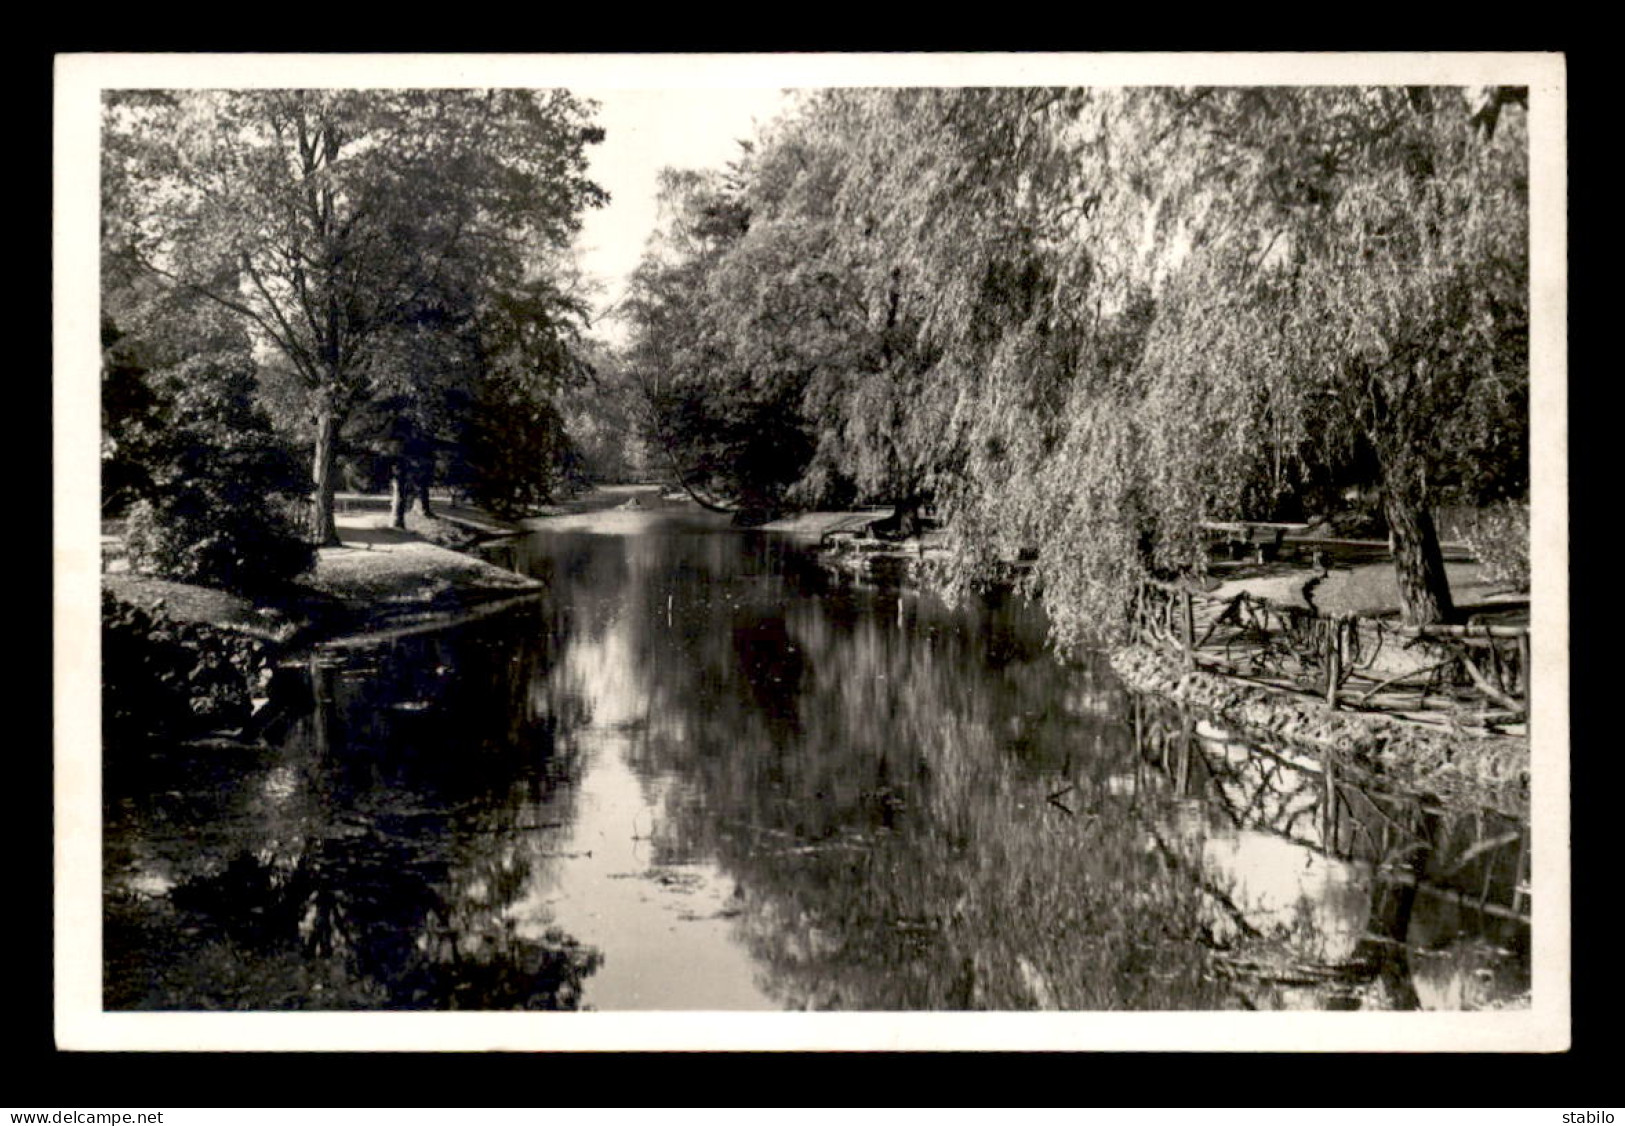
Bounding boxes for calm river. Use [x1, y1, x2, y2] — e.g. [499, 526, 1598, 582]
[104, 492, 1530, 1011]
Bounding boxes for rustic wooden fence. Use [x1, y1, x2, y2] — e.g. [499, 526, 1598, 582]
[1132, 580, 1529, 722]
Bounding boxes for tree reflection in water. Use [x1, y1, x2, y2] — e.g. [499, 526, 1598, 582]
[517, 527, 1229, 1009]
[530, 522, 1528, 1011]
[104, 603, 603, 1010]
[1127, 698, 1530, 1011]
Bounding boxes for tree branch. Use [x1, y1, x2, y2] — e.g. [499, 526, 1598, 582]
[240, 251, 322, 378]
[125, 246, 319, 386]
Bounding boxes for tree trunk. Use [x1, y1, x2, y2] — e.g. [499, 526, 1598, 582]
[1364, 877, 1423, 1011]
[1383, 477, 1455, 626]
[310, 404, 341, 547]
[389, 461, 408, 529]
[896, 494, 923, 539]
[1358, 807, 1435, 1012]
[658, 446, 734, 513]
[876, 495, 923, 539]
[413, 464, 435, 519]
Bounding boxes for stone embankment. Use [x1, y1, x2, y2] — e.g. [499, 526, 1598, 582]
[1109, 644, 1529, 814]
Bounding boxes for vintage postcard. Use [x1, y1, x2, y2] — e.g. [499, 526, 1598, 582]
[56, 51, 1568, 1051]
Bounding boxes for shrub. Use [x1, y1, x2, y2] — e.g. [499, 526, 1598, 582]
[126, 493, 311, 594]
[121, 352, 314, 593]
[1461, 502, 1530, 591]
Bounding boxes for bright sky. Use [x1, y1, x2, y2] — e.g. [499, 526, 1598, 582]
[573, 88, 795, 342]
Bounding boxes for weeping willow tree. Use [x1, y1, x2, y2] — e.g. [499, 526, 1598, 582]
[787, 86, 1527, 640]
[617, 86, 1527, 642]
[747, 88, 1194, 640]
[1115, 86, 1530, 628]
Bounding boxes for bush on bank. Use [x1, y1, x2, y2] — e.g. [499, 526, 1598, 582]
[1460, 502, 1531, 592]
[121, 352, 314, 594]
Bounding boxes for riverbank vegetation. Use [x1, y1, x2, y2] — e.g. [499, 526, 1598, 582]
[102, 88, 609, 572]
[608, 87, 1530, 644]
[99, 85, 1531, 721]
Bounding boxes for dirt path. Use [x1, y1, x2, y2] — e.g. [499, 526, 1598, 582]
[1203, 538, 1527, 623]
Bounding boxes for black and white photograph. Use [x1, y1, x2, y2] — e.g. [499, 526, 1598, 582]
[54, 52, 1568, 1051]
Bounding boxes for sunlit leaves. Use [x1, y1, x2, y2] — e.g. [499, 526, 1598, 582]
[104, 88, 608, 539]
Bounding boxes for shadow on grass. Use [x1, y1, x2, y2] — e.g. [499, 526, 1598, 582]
[335, 523, 421, 547]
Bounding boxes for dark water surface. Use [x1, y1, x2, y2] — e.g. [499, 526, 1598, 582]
[104, 497, 1530, 1011]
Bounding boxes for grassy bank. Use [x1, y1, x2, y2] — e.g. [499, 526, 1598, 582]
[108, 504, 539, 631]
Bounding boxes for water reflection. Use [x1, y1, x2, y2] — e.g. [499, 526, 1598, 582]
[1129, 701, 1530, 1011]
[104, 606, 602, 1010]
[105, 498, 1530, 1011]
[496, 514, 1259, 1009]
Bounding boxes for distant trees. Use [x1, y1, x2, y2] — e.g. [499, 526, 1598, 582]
[458, 277, 597, 517]
[619, 86, 1529, 635]
[619, 161, 814, 517]
[103, 89, 606, 546]
[561, 342, 652, 485]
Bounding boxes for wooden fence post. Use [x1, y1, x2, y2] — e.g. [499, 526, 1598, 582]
[1182, 589, 1196, 670]
[1519, 630, 1532, 709]
[1512, 830, 1529, 916]
[1325, 619, 1342, 710]
[1322, 756, 1337, 853]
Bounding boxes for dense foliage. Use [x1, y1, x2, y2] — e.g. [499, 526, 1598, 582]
[103, 89, 606, 544]
[458, 278, 597, 516]
[617, 162, 819, 516]
[618, 87, 1530, 635]
[1460, 502, 1531, 592]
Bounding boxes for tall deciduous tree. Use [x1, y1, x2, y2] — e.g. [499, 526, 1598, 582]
[615, 86, 1526, 640]
[460, 275, 596, 518]
[103, 89, 606, 544]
